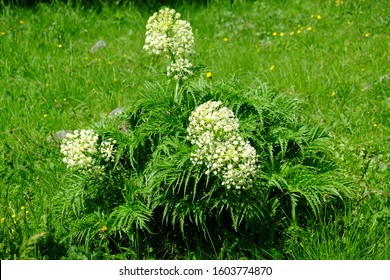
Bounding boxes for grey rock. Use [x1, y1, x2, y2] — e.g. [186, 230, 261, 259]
[90, 40, 107, 53]
[108, 107, 129, 132]
[376, 74, 389, 84]
[46, 130, 73, 142]
[108, 107, 125, 118]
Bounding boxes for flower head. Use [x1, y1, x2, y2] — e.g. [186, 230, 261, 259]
[324, 193, 329, 199]
[166, 58, 193, 81]
[60, 130, 118, 174]
[100, 138, 117, 162]
[60, 129, 99, 171]
[187, 101, 257, 190]
[143, 8, 195, 59]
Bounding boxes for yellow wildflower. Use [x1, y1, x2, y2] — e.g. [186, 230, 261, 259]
[44, 114, 48, 118]
[331, 91, 336, 97]
[0, 32, 5, 36]
[272, 32, 277, 36]
[270, 65, 275, 71]
[364, 33, 370, 38]
[280, 32, 285, 37]
[58, 44, 62, 48]
[317, 15, 321, 20]
[206, 72, 212, 79]
[1, 217, 4, 223]
[223, 37, 229, 42]
[19, 20, 25, 25]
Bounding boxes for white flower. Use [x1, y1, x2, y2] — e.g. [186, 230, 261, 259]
[187, 101, 257, 190]
[60, 130, 118, 174]
[100, 138, 117, 162]
[166, 58, 193, 80]
[60, 129, 99, 171]
[143, 7, 195, 59]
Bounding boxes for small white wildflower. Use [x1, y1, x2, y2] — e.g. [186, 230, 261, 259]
[100, 138, 117, 162]
[166, 58, 193, 80]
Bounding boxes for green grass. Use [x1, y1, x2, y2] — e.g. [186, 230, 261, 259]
[0, 0, 389, 259]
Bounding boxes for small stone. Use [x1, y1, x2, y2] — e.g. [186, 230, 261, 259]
[376, 74, 389, 84]
[90, 40, 107, 53]
[107, 107, 129, 132]
[108, 107, 125, 118]
[46, 130, 73, 142]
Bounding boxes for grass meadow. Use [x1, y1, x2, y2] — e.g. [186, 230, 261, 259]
[0, 0, 389, 260]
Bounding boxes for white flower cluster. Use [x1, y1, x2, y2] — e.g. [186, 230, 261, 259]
[166, 58, 193, 81]
[100, 138, 117, 162]
[60, 129, 99, 170]
[60, 130, 117, 172]
[144, 8, 195, 81]
[143, 8, 195, 59]
[187, 101, 257, 190]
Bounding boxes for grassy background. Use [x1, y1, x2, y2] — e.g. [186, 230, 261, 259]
[0, 0, 389, 259]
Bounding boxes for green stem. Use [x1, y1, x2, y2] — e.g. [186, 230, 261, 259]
[168, 48, 176, 63]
